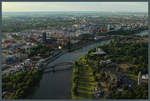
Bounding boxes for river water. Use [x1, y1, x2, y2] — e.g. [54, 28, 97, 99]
[31, 40, 109, 99]
[31, 30, 148, 99]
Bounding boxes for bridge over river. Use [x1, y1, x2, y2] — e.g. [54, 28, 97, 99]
[31, 40, 110, 99]
[44, 62, 73, 73]
[29, 31, 147, 99]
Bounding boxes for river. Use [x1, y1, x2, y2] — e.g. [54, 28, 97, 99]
[31, 30, 148, 99]
[31, 40, 110, 99]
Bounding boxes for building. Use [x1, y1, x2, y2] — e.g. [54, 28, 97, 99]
[99, 59, 112, 65]
[142, 74, 148, 80]
[107, 24, 110, 31]
[109, 73, 134, 88]
[5, 55, 17, 64]
[35, 59, 45, 69]
[92, 48, 106, 56]
[42, 32, 47, 43]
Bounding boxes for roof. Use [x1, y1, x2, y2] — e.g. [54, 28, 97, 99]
[142, 74, 148, 79]
[93, 48, 106, 55]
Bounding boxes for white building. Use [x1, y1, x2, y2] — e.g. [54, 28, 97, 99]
[142, 74, 148, 80]
[107, 24, 110, 31]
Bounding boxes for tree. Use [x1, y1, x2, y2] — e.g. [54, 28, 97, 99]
[116, 66, 120, 72]
[122, 84, 128, 90]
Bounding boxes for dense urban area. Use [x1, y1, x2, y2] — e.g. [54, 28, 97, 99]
[2, 11, 148, 99]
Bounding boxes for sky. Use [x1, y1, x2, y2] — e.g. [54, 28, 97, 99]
[2, 2, 148, 12]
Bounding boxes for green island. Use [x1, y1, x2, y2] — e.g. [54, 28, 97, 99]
[72, 36, 148, 99]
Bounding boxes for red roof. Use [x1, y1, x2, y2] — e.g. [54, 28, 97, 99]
[93, 29, 98, 32]
[102, 29, 107, 32]
[4, 40, 15, 43]
[31, 36, 41, 39]
[47, 43, 59, 47]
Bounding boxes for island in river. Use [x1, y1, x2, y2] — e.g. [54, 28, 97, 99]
[72, 35, 148, 99]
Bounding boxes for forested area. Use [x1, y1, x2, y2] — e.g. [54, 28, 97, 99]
[101, 37, 148, 75]
[72, 36, 148, 99]
[2, 69, 43, 99]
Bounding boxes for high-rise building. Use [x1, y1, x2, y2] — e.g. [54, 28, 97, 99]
[43, 32, 47, 43]
[107, 24, 110, 31]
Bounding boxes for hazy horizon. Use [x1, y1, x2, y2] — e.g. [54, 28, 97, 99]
[3, 11, 148, 13]
[2, 2, 148, 12]
[2, 11, 148, 16]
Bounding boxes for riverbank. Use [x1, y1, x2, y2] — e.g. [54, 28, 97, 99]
[68, 37, 110, 52]
[72, 55, 98, 99]
[2, 68, 43, 99]
[5, 30, 147, 99]
[31, 39, 110, 99]
[72, 36, 148, 99]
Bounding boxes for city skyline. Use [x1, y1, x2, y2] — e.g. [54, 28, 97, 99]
[2, 2, 148, 12]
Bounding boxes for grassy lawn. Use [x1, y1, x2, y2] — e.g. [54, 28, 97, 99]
[72, 56, 98, 99]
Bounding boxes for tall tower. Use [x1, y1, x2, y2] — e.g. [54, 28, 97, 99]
[43, 32, 47, 43]
[138, 71, 142, 85]
[107, 24, 110, 32]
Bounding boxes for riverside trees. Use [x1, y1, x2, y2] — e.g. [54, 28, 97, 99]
[2, 69, 43, 99]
